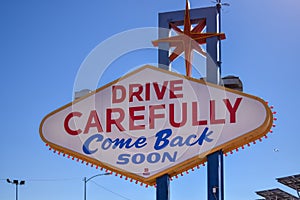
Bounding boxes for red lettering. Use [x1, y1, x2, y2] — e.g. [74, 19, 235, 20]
[192, 102, 208, 125]
[112, 85, 126, 103]
[153, 81, 168, 100]
[83, 110, 103, 134]
[169, 80, 183, 99]
[149, 104, 165, 129]
[64, 112, 82, 135]
[129, 84, 143, 102]
[210, 100, 225, 124]
[169, 103, 187, 127]
[223, 98, 242, 123]
[106, 108, 125, 132]
[129, 106, 145, 130]
[145, 83, 150, 101]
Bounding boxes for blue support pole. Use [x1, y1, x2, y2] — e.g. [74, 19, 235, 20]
[157, 5, 224, 200]
[156, 174, 170, 200]
[207, 150, 224, 200]
[206, 4, 224, 199]
[158, 13, 170, 71]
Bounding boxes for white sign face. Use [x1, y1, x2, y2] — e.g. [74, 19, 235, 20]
[40, 65, 273, 185]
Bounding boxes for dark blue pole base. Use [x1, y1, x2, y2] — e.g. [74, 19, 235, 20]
[207, 150, 224, 200]
[156, 174, 170, 200]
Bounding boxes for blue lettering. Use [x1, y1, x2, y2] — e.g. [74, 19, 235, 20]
[154, 129, 172, 150]
[132, 153, 145, 164]
[185, 134, 197, 146]
[190, 127, 212, 146]
[197, 128, 208, 145]
[204, 131, 213, 142]
[136, 137, 147, 148]
[116, 152, 177, 165]
[102, 138, 113, 150]
[111, 138, 134, 149]
[110, 137, 147, 149]
[170, 136, 184, 147]
[162, 151, 177, 163]
[82, 134, 103, 154]
[147, 152, 160, 163]
[117, 154, 130, 165]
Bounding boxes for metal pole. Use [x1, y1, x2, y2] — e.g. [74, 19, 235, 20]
[220, 150, 224, 199]
[84, 177, 87, 200]
[217, 0, 222, 74]
[207, 0, 224, 200]
[6, 179, 25, 200]
[156, 174, 170, 200]
[207, 150, 224, 200]
[83, 173, 110, 200]
[15, 182, 18, 200]
[157, 5, 223, 200]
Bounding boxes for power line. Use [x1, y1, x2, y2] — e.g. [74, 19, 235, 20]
[1, 177, 83, 183]
[90, 180, 133, 200]
[3, 177, 135, 200]
[25, 177, 81, 182]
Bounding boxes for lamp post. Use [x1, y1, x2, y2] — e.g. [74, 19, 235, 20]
[6, 179, 25, 200]
[83, 173, 110, 200]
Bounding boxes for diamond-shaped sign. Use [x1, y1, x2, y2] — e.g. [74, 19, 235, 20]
[39, 65, 273, 186]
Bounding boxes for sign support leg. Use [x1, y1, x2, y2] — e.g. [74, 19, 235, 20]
[156, 174, 170, 200]
[207, 3, 224, 200]
[157, 5, 223, 200]
[207, 150, 224, 200]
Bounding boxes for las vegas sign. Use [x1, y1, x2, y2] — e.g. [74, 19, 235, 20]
[39, 65, 273, 186]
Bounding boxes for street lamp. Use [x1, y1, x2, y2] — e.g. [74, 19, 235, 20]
[83, 173, 110, 200]
[6, 179, 25, 200]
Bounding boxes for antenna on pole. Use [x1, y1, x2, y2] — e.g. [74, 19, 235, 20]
[217, 0, 222, 74]
[212, 0, 229, 78]
[212, 0, 230, 8]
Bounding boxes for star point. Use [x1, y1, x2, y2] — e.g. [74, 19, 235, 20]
[153, 0, 226, 77]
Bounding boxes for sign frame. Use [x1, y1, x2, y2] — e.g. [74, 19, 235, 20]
[40, 65, 273, 186]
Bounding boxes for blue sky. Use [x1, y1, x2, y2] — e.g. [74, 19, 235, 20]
[1, 0, 300, 200]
